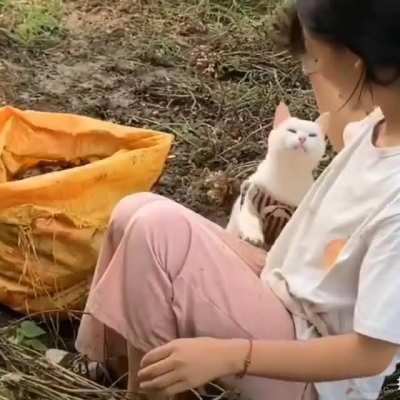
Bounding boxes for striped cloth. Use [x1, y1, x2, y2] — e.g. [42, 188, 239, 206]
[241, 182, 296, 251]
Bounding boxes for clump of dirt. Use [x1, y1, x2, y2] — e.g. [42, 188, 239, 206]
[0, 0, 317, 224]
[14, 159, 90, 180]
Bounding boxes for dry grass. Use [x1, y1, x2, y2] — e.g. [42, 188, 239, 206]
[0, 0, 320, 222]
[0, 330, 126, 400]
[0, 2, 396, 399]
[0, 0, 326, 398]
[0, 320, 240, 400]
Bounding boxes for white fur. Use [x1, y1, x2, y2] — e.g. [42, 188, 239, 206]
[227, 103, 328, 246]
[227, 192, 265, 245]
[252, 116, 327, 206]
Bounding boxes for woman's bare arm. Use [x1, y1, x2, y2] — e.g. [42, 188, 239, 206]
[227, 333, 398, 382]
[138, 333, 398, 395]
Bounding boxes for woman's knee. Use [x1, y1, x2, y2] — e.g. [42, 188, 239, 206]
[109, 192, 164, 245]
[132, 200, 191, 239]
[125, 200, 193, 277]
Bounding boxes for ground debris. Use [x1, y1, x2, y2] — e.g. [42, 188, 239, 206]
[0, 0, 323, 224]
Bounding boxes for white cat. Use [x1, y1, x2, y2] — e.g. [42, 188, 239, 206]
[227, 102, 329, 249]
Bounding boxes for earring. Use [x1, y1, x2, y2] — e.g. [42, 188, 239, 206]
[301, 55, 319, 76]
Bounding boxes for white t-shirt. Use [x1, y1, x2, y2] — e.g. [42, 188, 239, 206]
[262, 111, 400, 400]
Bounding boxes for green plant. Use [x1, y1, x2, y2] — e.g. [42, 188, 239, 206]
[14, 0, 63, 46]
[0, 0, 10, 10]
[0, 0, 64, 47]
[9, 321, 48, 352]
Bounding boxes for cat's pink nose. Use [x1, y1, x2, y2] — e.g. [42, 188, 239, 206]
[299, 137, 306, 144]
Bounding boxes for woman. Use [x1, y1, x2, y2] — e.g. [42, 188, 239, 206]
[76, 1, 400, 399]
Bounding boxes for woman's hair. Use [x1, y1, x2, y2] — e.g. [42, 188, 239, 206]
[269, 3, 306, 55]
[296, 0, 400, 85]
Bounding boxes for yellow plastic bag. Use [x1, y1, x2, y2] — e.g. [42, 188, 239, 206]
[0, 106, 173, 314]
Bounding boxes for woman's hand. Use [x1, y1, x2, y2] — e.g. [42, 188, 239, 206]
[137, 338, 247, 396]
[137, 334, 398, 397]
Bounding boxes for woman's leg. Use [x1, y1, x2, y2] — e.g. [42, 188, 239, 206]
[76, 193, 163, 381]
[76, 193, 314, 400]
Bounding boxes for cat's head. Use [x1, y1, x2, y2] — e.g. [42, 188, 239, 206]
[268, 102, 329, 166]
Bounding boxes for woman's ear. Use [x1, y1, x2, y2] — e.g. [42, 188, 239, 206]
[273, 102, 291, 129]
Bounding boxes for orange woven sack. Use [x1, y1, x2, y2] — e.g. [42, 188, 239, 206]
[0, 106, 173, 314]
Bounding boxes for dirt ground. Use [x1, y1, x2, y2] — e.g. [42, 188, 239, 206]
[0, 0, 321, 383]
[0, 0, 322, 348]
[0, 0, 317, 226]
[0, 0, 320, 366]
[1, 2, 396, 399]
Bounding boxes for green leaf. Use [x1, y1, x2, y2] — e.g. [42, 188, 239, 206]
[19, 321, 46, 339]
[14, 328, 25, 344]
[24, 339, 48, 353]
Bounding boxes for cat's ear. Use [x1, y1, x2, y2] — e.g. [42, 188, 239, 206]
[315, 112, 330, 136]
[273, 102, 291, 129]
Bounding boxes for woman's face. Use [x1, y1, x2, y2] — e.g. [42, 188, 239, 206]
[303, 29, 361, 94]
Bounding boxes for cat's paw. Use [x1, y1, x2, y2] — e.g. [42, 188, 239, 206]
[239, 220, 265, 247]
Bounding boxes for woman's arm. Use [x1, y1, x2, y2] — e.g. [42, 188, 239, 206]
[231, 333, 397, 381]
[138, 333, 398, 396]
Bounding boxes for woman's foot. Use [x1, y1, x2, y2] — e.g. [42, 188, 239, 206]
[45, 349, 112, 385]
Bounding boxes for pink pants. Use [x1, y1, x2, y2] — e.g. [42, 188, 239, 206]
[76, 193, 316, 400]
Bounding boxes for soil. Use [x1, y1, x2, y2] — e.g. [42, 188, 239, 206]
[14, 159, 90, 180]
[5, 4, 394, 400]
[0, 0, 319, 334]
[0, 0, 314, 227]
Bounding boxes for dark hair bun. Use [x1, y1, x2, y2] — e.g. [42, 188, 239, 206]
[297, 0, 400, 84]
[269, 2, 306, 55]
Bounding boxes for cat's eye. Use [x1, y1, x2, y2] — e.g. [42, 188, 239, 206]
[309, 133, 318, 137]
[288, 128, 297, 134]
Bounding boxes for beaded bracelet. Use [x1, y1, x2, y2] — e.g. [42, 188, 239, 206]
[236, 339, 254, 379]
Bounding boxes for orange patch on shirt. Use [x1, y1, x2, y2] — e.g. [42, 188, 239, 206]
[323, 239, 347, 269]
